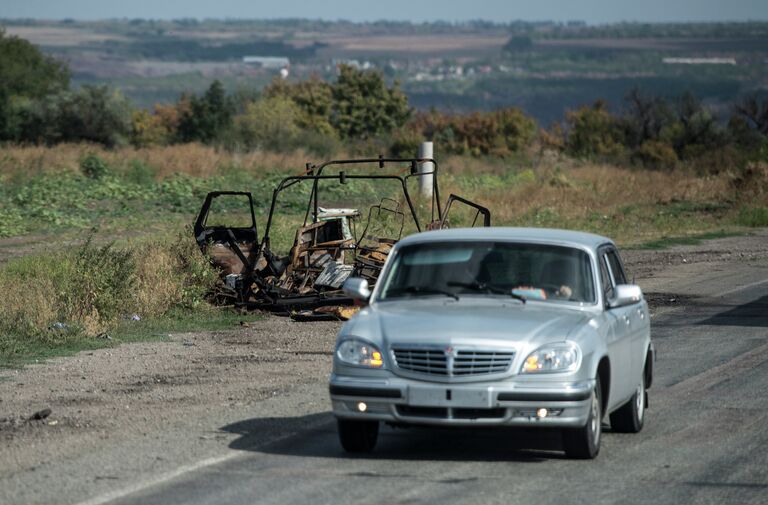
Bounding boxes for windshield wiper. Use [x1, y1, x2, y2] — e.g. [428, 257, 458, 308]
[388, 286, 460, 301]
[447, 281, 526, 304]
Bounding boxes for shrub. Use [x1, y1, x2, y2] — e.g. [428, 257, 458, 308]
[124, 159, 157, 185]
[564, 100, 626, 160]
[634, 140, 678, 171]
[80, 153, 110, 179]
[331, 64, 410, 140]
[232, 96, 303, 151]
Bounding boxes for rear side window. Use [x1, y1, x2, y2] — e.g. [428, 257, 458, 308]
[606, 250, 627, 285]
[599, 255, 614, 301]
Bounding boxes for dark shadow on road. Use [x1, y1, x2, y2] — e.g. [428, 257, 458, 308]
[698, 295, 768, 328]
[221, 413, 567, 462]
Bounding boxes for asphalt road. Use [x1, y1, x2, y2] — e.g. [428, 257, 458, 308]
[101, 278, 768, 505]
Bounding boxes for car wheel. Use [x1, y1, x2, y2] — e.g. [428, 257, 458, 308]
[337, 419, 379, 453]
[609, 371, 646, 433]
[562, 376, 602, 459]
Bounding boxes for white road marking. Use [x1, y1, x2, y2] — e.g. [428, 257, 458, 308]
[715, 277, 768, 297]
[74, 452, 244, 505]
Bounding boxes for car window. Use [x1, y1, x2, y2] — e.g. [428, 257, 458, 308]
[379, 241, 596, 304]
[606, 250, 627, 285]
[599, 255, 615, 301]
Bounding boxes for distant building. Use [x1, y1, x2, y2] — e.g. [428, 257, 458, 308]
[242, 56, 291, 69]
[662, 57, 737, 65]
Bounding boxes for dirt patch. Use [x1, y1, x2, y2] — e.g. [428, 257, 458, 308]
[0, 317, 341, 477]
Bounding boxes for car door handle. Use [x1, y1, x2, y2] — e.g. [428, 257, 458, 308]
[637, 308, 645, 320]
[623, 315, 631, 325]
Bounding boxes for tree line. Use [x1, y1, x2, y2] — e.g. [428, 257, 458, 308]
[1, 29, 766, 173]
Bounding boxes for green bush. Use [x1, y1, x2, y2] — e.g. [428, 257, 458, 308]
[80, 154, 111, 179]
[124, 159, 157, 185]
[565, 100, 626, 160]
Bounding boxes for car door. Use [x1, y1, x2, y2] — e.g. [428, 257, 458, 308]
[598, 247, 634, 409]
[193, 191, 260, 277]
[606, 248, 649, 385]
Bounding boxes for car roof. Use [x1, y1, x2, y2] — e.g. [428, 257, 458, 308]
[398, 227, 613, 251]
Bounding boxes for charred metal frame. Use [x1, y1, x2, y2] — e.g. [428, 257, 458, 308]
[193, 157, 494, 315]
[260, 156, 441, 255]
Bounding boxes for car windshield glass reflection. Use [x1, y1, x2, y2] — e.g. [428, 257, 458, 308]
[379, 241, 595, 304]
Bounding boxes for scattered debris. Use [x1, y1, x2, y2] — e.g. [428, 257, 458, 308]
[49, 322, 68, 331]
[193, 157, 492, 320]
[28, 408, 51, 421]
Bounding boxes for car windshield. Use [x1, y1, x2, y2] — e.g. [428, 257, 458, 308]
[378, 241, 596, 304]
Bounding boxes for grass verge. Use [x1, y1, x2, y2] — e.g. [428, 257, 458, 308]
[635, 230, 745, 250]
[0, 308, 263, 368]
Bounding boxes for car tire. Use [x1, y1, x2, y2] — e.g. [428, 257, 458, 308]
[338, 419, 379, 453]
[562, 376, 602, 459]
[610, 370, 646, 433]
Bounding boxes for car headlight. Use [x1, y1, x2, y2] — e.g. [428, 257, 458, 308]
[336, 339, 384, 368]
[521, 343, 580, 373]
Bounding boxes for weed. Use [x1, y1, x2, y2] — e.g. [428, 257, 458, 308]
[0, 232, 218, 362]
[80, 154, 111, 179]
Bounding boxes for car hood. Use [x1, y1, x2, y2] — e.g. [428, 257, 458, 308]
[344, 298, 592, 350]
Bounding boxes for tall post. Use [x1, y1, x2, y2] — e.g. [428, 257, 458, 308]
[417, 141, 434, 200]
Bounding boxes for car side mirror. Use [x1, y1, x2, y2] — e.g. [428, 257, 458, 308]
[343, 277, 371, 302]
[608, 284, 643, 309]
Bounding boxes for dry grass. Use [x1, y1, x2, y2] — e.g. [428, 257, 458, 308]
[0, 143, 321, 181]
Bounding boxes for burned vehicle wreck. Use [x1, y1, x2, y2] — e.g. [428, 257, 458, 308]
[193, 157, 491, 319]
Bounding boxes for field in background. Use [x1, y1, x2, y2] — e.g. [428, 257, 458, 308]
[3, 19, 765, 122]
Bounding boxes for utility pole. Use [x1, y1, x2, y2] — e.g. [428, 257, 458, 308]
[418, 141, 434, 199]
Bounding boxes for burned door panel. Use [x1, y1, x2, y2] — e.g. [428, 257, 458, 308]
[194, 192, 260, 277]
[440, 194, 491, 229]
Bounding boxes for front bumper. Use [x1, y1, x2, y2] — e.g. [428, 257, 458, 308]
[329, 374, 594, 428]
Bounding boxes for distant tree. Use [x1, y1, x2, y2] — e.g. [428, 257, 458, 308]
[564, 100, 626, 159]
[15, 85, 131, 146]
[622, 88, 674, 148]
[0, 29, 69, 99]
[263, 75, 335, 135]
[0, 29, 70, 140]
[176, 80, 235, 143]
[330, 65, 410, 140]
[503, 35, 533, 53]
[666, 92, 723, 159]
[232, 96, 303, 151]
[734, 94, 768, 135]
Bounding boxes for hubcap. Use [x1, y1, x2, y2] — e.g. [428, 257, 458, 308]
[590, 390, 601, 445]
[636, 378, 645, 421]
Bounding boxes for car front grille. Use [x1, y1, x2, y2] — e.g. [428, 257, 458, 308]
[391, 347, 514, 378]
[396, 405, 507, 419]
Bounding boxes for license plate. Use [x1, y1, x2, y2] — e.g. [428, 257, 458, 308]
[408, 386, 490, 408]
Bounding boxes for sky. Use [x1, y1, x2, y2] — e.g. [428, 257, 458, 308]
[1, 0, 767, 24]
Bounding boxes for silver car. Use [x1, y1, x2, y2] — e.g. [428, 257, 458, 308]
[329, 227, 653, 459]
